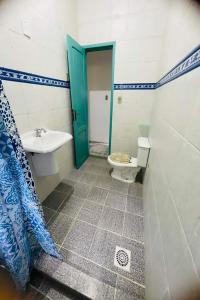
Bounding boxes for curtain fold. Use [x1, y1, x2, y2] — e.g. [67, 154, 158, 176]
[0, 81, 39, 203]
[0, 80, 59, 289]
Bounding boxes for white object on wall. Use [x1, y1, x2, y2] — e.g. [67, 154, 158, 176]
[89, 90, 110, 143]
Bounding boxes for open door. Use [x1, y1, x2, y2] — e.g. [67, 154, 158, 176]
[67, 35, 89, 168]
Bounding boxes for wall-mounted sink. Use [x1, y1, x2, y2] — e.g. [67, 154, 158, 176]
[21, 129, 73, 177]
[21, 129, 73, 154]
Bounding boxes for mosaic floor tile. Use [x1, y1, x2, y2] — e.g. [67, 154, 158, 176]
[73, 182, 91, 199]
[106, 191, 127, 211]
[89, 228, 145, 285]
[87, 187, 108, 205]
[98, 206, 124, 235]
[123, 213, 144, 243]
[63, 220, 96, 257]
[115, 276, 145, 300]
[127, 195, 144, 216]
[60, 247, 117, 288]
[48, 212, 73, 245]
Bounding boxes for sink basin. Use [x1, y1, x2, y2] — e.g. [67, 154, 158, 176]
[21, 129, 73, 154]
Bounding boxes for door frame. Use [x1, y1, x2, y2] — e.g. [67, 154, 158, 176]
[83, 41, 116, 154]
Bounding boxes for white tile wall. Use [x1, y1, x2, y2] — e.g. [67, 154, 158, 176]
[76, 0, 170, 154]
[112, 90, 155, 155]
[144, 1, 200, 298]
[159, 0, 200, 75]
[0, 0, 77, 201]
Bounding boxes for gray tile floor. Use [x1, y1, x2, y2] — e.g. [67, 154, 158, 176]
[31, 156, 145, 300]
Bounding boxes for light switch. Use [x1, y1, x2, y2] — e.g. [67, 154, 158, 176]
[118, 96, 122, 104]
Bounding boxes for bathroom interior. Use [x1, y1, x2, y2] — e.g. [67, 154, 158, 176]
[0, 0, 200, 299]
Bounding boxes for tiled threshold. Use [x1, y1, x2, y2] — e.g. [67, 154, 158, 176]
[35, 253, 114, 300]
[31, 157, 145, 299]
[34, 254, 93, 299]
[34, 252, 145, 300]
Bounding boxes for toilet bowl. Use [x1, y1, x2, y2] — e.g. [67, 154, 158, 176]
[108, 154, 140, 183]
[108, 137, 150, 183]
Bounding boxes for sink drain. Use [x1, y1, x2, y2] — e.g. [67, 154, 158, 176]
[114, 246, 131, 272]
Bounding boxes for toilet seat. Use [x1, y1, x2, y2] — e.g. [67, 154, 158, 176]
[108, 155, 138, 168]
[110, 152, 131, 164]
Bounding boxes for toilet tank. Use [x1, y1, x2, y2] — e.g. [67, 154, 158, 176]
[137, 137, 150, 167]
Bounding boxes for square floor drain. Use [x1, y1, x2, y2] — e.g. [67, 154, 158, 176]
[114, 246, 131, 272]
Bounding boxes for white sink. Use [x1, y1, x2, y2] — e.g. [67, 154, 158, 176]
[21, 129, 73, 154]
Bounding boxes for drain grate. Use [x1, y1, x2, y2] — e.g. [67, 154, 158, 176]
[114, 246, 131, 272]
[116, 249, 129, 266]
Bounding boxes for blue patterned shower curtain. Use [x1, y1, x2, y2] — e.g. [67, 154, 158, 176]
[0, 80, 59, 289]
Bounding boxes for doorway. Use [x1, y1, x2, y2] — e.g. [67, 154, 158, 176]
[67, 36, 115, 168]
[86, 50, 112, 157]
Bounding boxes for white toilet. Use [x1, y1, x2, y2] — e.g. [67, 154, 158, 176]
[108, 137, 150, 183]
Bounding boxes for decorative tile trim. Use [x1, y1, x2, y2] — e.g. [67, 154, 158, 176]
[0, 67, 70, 88]
[114, 83, 156, 90]
[157, 44, 200, 87]
[0, 45, 199, 90]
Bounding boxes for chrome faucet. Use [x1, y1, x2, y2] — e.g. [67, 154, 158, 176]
[34, 128, 47, 137]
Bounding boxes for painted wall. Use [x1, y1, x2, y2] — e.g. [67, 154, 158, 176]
[76, 0, 171, 155]
[144, 1, 200, 299]
[87, 50, 112, 90]
[0, 0, 77, 200]
[87, 50, 112, 143]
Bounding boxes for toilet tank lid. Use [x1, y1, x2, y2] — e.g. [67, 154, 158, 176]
[138, 137, 150, 149]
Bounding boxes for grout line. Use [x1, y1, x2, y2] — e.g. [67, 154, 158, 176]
[87, 191, 109, 255]
[87, 224, 98, 255]
[59, 246, 145, 289]
[67, 170, 131, 197]
[46, 164, 145, 292]
[85, 195, 144, 217]
[43, 188, 74, 226]
[29, 284, 52, 300]
[56, 189, 74, 213]
[53, 204, 144, 246]
[163, 117, 200, 154]
[114, 287, 117, 300]
[47, 181, 144, 251]
[154, 154, 200, 281]
[121, 196, 127, 236]
[158, 159, 200, 280]
[43, 206, 57, 226]
[55, 243, 62, 251]
[59, 198, 86, 249]
[114, 275, 118, 300]
[125, 194, 128, 214]
[125, 210, 144, 219]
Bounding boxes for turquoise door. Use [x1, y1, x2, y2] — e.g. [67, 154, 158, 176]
[67, 35, 89, 168]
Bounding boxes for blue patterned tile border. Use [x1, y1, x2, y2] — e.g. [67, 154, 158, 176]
[157, 44, 200, 87]
[114, 83, 156, 90]
[0, 67, 70, 88]
[0, 45, 199, 90]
